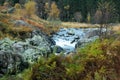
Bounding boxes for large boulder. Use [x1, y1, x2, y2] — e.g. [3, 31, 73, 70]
[0, 29, 55, 76]
[0, 30, 55, 63]
[31, 30, 56, 45]
[0, 51, 28, 77]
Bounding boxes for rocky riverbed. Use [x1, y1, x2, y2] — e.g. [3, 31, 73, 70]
[52, 28, 106, 53]
[0, 26, 106, 77]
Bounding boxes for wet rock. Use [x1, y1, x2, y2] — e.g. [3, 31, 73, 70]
[71, 36, 80, 43]
[31, 30, 55, 45]
[75, 40, 83, 48]
[75, 36, 80, 40]
[52, 46, 64, 53]
[48, 38, 56, 45]
[67, 30, 75, 35]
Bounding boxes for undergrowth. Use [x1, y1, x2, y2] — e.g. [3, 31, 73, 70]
[7, 39, 118, 80]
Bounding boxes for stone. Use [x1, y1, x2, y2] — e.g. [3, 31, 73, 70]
[12, 42, 25, 54]
[8, 7, 15, 13]
[14, 20, 31, 27]
[0, 29, 55, 63]
[31, 30, 55, 45]
[75, 40, 82, 48]
[0, 28, 56, 76]
[67, 30, 75, 35]
[0, 51, 27, 75]
[53, 46, 64, 53]
[86, 30, 100, 38]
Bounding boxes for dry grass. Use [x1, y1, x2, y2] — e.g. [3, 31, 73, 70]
[61, 22, 99, 28]
[61, 22, 120, 33]
[112, 24, 120, 31]
[11, 26, 33, 32]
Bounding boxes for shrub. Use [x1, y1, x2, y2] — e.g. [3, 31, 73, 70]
[14, 3, 22, 16]
[14, 3, 21, 9]
[108, 41, 120, 79]
[24, 1, 36, 18]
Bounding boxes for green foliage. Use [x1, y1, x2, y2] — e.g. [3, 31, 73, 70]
[0, 39, 120, 80]
[0, 75, 23, 80]
[17, 39, 119, 80]
[22, 68, 32, 80]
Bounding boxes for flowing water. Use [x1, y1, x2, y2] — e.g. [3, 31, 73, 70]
[52, 28, 105, 52]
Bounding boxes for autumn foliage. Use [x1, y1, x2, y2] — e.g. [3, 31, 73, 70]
[24, 1, 36, 18]
[48, 2, 60, 20]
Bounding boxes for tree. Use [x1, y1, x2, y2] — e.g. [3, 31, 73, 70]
[34, 0, 47, 19]
[0, 0, 5, 5]
[48, 2, 60, 21]
[94, 1, 116, 39]
[87, 12, 91, 23]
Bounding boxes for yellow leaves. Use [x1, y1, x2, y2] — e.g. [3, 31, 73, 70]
[24, 1, 36, 18]
[14, 3, 21, 9]
[87, 13, 91, 23]
[45, 2, 50, 14]
[49, 2, 60, 19]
